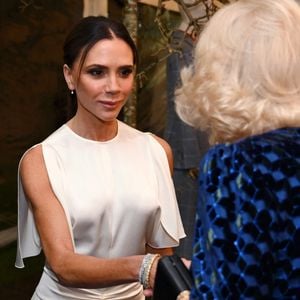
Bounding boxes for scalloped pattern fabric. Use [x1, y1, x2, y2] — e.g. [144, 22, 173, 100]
[191, 127, 300, 299]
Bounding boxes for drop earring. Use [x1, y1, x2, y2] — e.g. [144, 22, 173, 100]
[70, 90, 74, 95]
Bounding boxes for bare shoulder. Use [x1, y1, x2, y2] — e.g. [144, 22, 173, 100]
[151, 134, 174, 173]
[19, 144, 51, 207]
[20, 144, 44, 175]
[151, 135, 171, 155]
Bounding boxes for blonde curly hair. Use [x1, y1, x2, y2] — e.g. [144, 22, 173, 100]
[175, 0, 300, 145]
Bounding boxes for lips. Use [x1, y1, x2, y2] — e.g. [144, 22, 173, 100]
[97, 100, 122, 109]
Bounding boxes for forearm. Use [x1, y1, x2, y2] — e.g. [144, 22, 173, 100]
[146, 245, 173, 256]
[52, 252, 143, 288]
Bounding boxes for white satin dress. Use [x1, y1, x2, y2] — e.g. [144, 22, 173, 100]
[15, 120, 185, 299]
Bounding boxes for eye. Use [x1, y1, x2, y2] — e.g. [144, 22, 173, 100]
[87, 68, 106, 77]
[119, 67, 133, 78]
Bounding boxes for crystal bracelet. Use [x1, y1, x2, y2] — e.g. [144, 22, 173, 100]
[139, 253, 161, 289]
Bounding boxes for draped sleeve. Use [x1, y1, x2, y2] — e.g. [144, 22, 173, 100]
[15, 143, 74, 268]
[145, 134, 186, 248]
[15, 146, 41, 268]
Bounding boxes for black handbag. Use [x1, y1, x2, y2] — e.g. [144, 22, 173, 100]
[153, 254, 193, 300]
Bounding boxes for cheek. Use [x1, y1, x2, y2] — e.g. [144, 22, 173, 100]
[78, 79, 105, 94]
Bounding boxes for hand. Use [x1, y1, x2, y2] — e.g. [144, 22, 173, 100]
[143, 288, 153, 297]
[177, 290, 190, 300]
[181, 258, 191, 269]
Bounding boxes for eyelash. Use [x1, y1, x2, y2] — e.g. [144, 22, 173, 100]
[120, 68, 133, 77]
[88, 69, 104, 76]
[87, 68, 133, 78]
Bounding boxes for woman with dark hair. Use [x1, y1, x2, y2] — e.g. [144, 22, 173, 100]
[15, 16, 185, 299]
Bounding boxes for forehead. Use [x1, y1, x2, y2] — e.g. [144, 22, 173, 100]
[83, 38, 134, 66]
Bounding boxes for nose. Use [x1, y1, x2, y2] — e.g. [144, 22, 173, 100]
[105, 74, 120, 94]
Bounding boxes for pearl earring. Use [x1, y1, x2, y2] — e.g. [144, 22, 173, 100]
[70, 90, 74, 95]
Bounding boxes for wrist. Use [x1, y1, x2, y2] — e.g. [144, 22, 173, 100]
[139, 253, 161, 289]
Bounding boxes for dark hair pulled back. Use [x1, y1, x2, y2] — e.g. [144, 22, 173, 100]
[63, 16, 137, 70]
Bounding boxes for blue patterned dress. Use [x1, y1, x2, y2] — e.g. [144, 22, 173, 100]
[191, 127, 300, 299]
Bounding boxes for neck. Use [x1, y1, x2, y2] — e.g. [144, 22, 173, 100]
[67, 115, 118, 142]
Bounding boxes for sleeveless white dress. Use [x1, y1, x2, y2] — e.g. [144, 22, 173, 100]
[15, 120, 185, 299]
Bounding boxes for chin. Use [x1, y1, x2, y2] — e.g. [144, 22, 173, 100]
[99, 114, 119, 123]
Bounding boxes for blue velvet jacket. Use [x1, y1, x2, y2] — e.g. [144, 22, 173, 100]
[191, 127, 300, 299]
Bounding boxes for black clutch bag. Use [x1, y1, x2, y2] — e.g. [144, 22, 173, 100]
[153, 254, 193, 300]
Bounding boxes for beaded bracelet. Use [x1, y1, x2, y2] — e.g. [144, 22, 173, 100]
[139, 253, 161, 289]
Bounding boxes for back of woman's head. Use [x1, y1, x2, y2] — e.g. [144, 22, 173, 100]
[63, 16, 137, 69]
[176, 0, 300, 144]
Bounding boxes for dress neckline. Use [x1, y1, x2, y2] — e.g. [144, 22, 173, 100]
[63, 121, 120, 144]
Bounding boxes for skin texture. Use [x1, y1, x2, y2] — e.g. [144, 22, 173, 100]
[20, 37, 173, 294]
[64, 38, 134, 141]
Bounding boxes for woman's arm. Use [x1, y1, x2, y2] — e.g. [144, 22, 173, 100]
[146, 244, 173, 256]
[150, 135, 177, 257]
[145, 135, 177, 289]
[152, 135, 174, 175]
[20, 145, 144, 288]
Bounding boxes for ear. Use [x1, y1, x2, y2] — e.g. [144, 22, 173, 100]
[63, 64, 75, 91]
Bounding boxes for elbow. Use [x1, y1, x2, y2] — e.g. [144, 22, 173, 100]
[55, 270, 74, 287]
[48, 257, 77, 287]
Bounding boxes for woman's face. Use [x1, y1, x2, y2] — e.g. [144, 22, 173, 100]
[65, 38, 134, 123]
